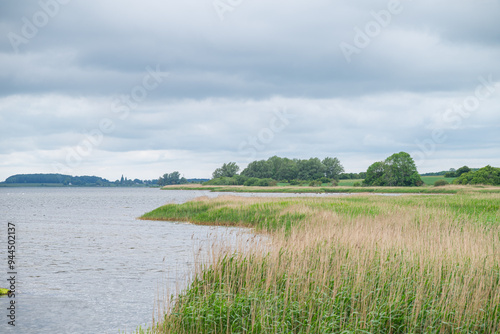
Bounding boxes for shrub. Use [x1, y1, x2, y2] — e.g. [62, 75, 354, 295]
[257, 178, 278, 187]
[309, 180, 322, 187]
[319, 177, 331, 184]
[204, 177, 238, 186]
[234, 175, 249, 185]
[434, 180, 449, 187]
[353, 181, 361, 187]
[453, 165, 500, 185]
[244, 178, 260, 186]
[289, 179, 303, 186]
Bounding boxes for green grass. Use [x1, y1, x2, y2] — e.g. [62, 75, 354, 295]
[142, 194, 500, 231]
[163, 184, 500, 195]
[140, 193, 500, 333]
[420, 175, 457, 186]
[338, 178, 364, 186]
[161, 185, 475, 194]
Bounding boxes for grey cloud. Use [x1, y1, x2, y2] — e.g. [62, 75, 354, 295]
[1, 1, 498, 99]
[1, 0, 499, 180]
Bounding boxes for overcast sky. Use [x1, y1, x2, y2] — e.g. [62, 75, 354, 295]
[1, 0, 499, 181]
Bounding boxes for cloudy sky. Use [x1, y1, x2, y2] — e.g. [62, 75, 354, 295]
[1, 0, 499, 181]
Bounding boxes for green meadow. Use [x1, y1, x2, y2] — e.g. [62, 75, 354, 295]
[139, 192, 500, 333]
[420, 175, 457, 186]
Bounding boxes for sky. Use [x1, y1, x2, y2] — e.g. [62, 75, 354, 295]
[0, 0, 499, 181]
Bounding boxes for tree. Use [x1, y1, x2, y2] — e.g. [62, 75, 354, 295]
[212, 162, 240, 179]
[455, 166, 471, 177]
[454, 165, 500, 185]
[275, 158, 298, 181]
[363, 161, 387, 186]
[241, 160, 273, 179]
[363, 152, 423, 187]
[297, 158, 326, 180]
[322, 157, 344, 180]
[158, 171, 187, 186]
[384, 152, 423, 186]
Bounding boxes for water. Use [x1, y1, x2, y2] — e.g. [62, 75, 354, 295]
[0, 187, 257, 334]
[0, 187, 393, 333]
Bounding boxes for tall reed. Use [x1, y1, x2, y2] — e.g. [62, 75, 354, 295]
[142, 194, 500, 333]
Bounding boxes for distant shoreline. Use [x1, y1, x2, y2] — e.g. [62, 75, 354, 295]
[0, 183, 160, 188]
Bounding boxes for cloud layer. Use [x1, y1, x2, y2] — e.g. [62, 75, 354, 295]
[1, 0, 499, 180]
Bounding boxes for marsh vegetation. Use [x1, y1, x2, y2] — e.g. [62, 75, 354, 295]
[140, 192, 500, 333]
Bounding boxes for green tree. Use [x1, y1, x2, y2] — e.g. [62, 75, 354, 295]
[241, 160, 273, 179]
[363, 161, 387, 186]
[275, 158, 298, 181]
[297, 158, 326, 180]
[454, 165, 500, 185]
[363, 152, 423, 187]
[322, 157, 344, 180]
[212, 162, 240, 179]
[267, 156, 284, 180]
[455, 166, 471, 177]
[158, 171, 187, 186]
[384, 152, 423, 186]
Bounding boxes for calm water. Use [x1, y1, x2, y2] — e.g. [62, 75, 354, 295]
[0, 188, 357, 333]
[0, 188, 261, 334]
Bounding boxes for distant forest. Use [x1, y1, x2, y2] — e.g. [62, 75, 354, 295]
[2, 174, 158, 187]
[1, 173, 210, 187]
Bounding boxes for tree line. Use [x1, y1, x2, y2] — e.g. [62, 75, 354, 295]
[218, 156, 344, 181]
[206, 156, 346, 186]
[3, 174, 158, 186]
[208, 152, 425, 187]
[453, 165, 500, 185]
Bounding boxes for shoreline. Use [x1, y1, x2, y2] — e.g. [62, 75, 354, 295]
[160, 184, 500, 195]
[139, 193, 500, 333]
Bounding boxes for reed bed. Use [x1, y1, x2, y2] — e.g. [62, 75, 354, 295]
[140, 193, 500, 333]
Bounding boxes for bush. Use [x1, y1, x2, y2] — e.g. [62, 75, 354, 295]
[204, 177, 238, 186]
[234, 175, 249, 185]
[289, 179, 303, 186]
[244, 178, 261, 186]
[454, 165, 500, 185]
[309, 180, 322, 187]
[319, 177, 331, 184]
[330, 180, 338, 186]
[353, 181, 361, 187]
[434, 180, 449, 187]
[257, 178, 278, 187]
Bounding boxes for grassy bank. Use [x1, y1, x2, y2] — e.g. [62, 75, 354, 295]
[420, 175, 457, 186]
[161, 183, 500, 195]
[140, 193, 500, 333]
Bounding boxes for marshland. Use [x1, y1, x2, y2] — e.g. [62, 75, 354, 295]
[139, 191, 500, 333]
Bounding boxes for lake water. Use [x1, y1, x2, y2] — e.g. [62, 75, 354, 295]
[0, 187, 357, 333]
[0, 188, 254, 333]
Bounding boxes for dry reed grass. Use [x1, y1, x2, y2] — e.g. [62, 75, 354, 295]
[140, 193, 500, 333]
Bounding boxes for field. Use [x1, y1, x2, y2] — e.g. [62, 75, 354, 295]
[139, 192, 500, 333]
[338, 179, 364, 186]
[420, 175, 457, 186]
